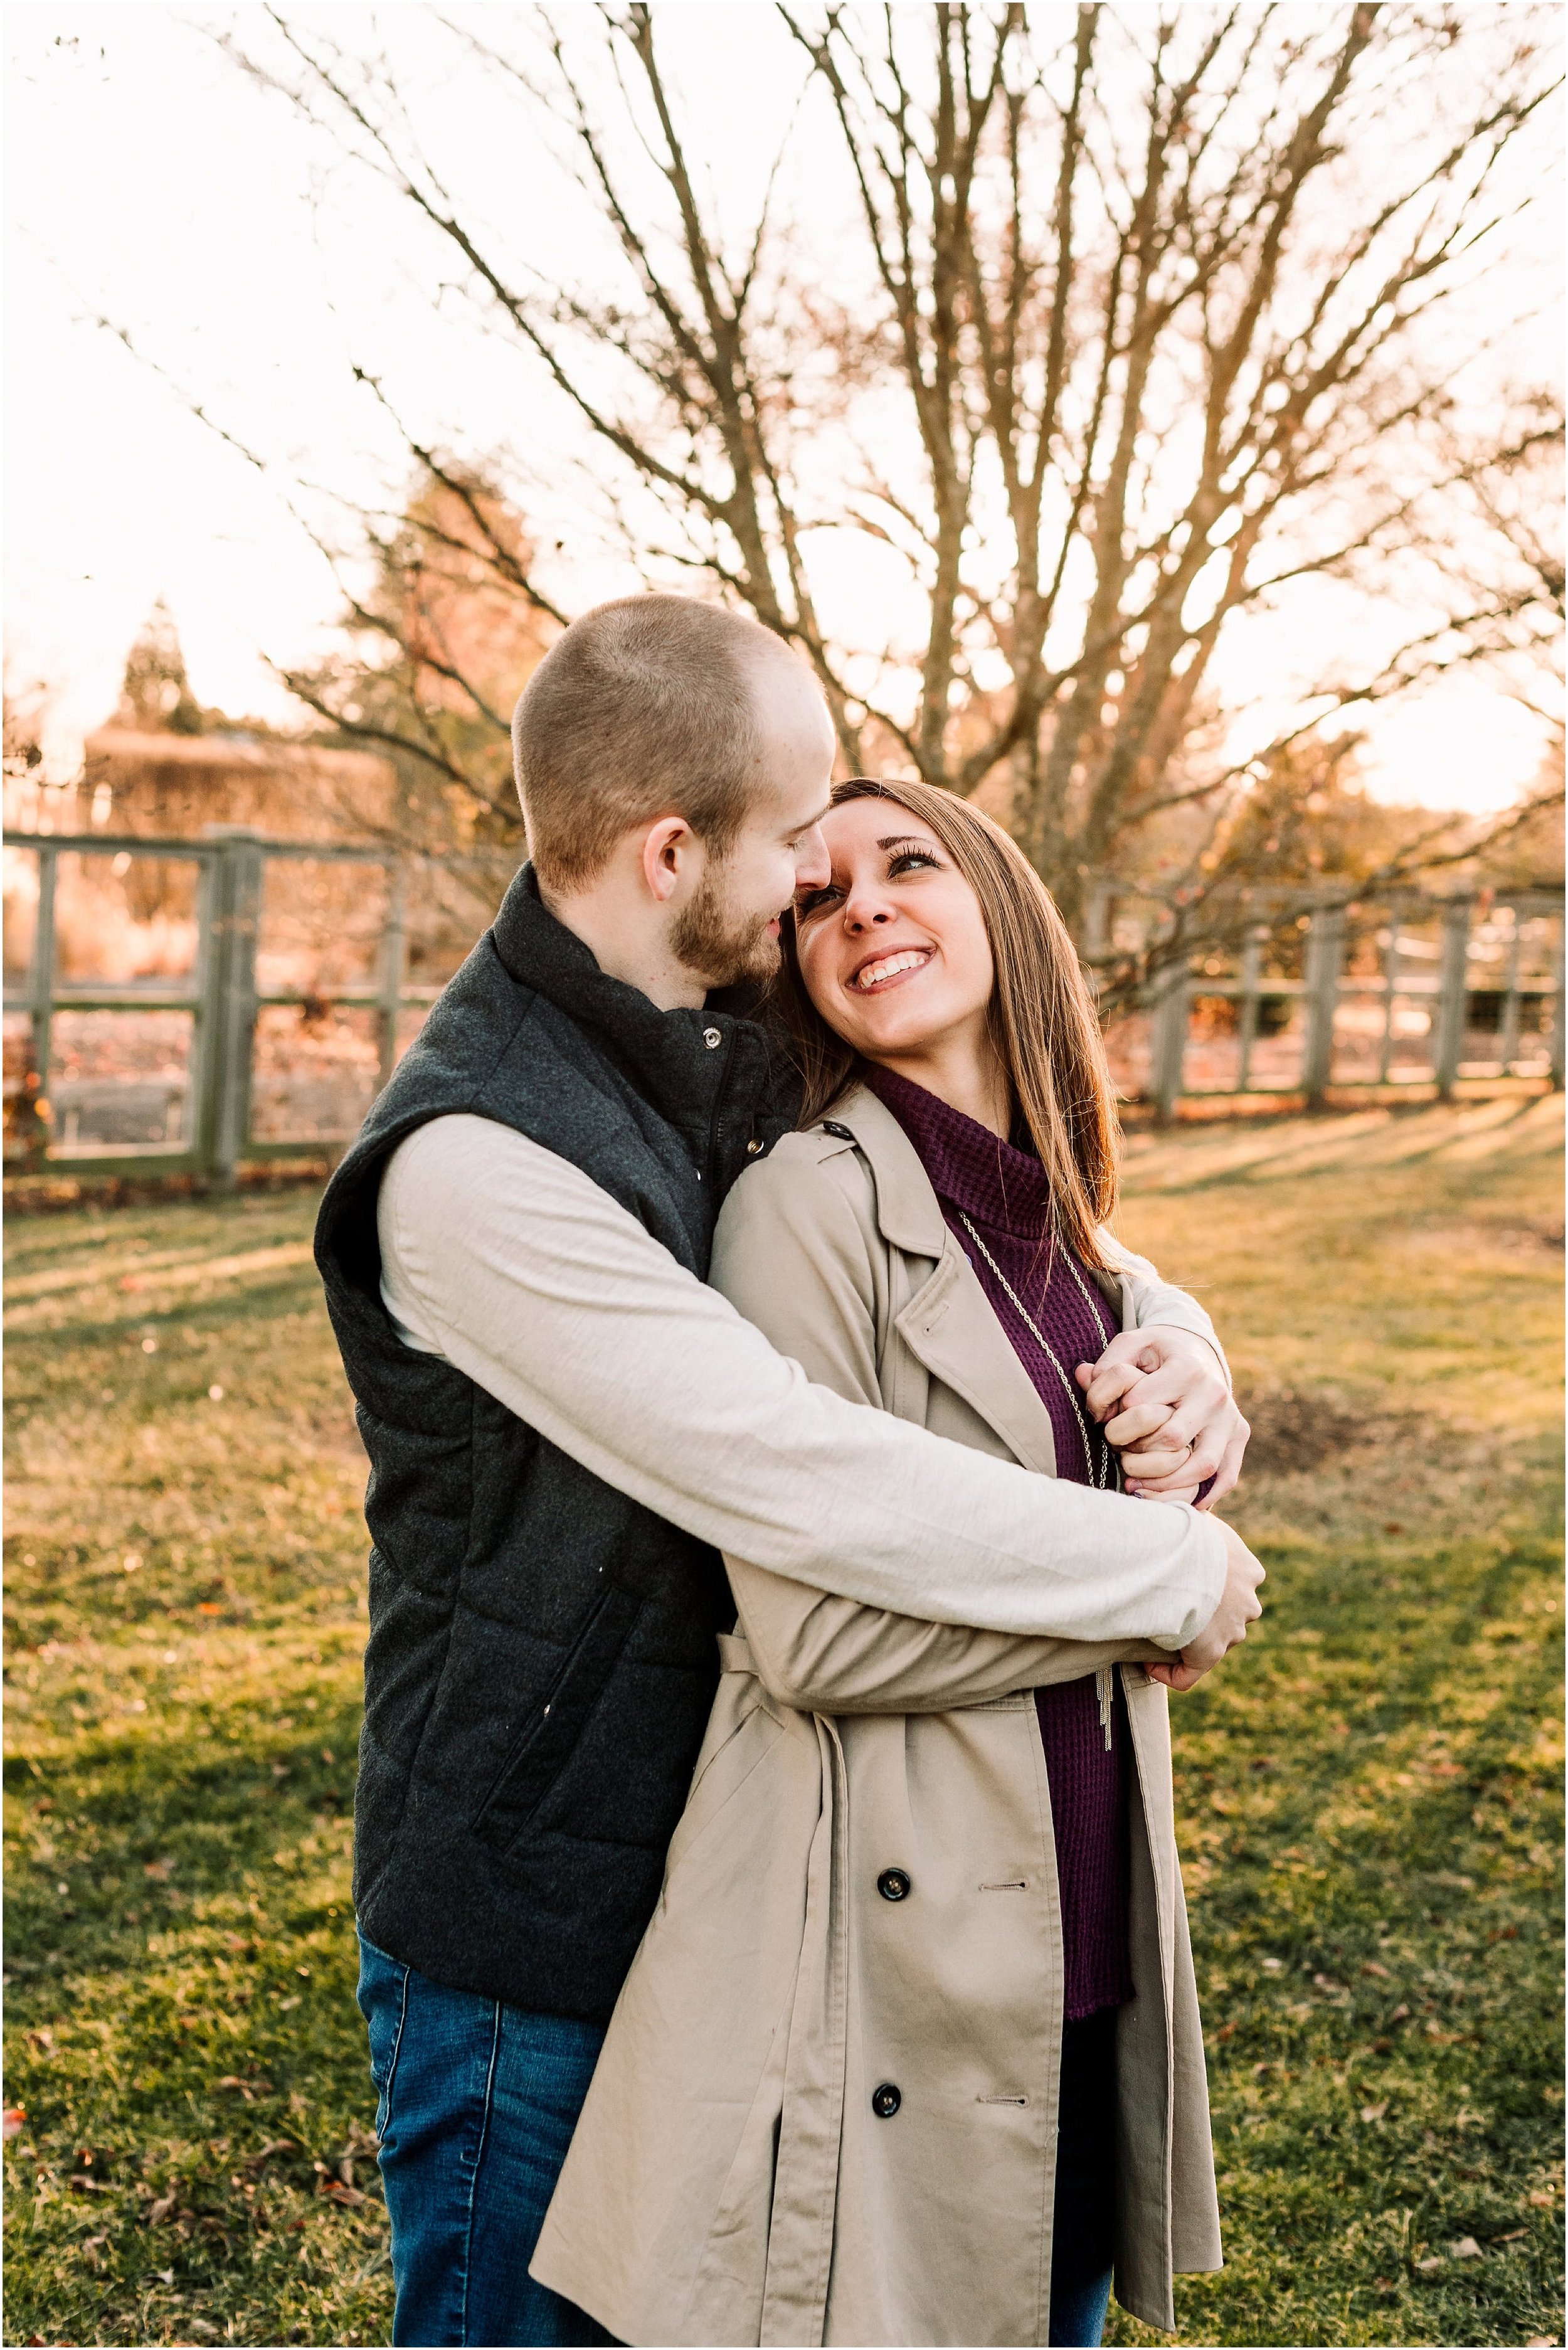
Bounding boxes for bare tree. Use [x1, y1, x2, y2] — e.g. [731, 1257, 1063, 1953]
[278, 455, 559, 849]
[221, 3, 1561, 957]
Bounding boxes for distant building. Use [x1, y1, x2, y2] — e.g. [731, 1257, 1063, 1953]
[4, 598, 400, 841]
[75, 724, 399, 843]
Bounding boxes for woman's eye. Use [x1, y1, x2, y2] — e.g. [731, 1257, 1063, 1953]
[888, 850, 940, 877]
[795, 885, 839, 920]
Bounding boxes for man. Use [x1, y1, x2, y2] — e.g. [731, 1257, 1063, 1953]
[314, 595, 1259, 2347]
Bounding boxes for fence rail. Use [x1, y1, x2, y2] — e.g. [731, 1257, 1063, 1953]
[3, 827, 1562, 1181]
[1129, 890, 1564, 1117]
[3, 826, 512, 1181]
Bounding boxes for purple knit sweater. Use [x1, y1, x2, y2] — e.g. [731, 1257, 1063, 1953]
[868, 1067, 1135, 2019]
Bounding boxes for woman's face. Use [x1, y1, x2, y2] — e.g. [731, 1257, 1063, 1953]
[793, 798, 995, 1063]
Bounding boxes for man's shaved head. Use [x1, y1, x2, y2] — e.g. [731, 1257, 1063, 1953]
[512, 594, 822, 892]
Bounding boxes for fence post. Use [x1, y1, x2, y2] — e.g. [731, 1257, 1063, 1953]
[1150, 963, 1190, 1124]
[1236, 926, 1263, 1095]
[1302, 905, 1344, 1106]
[1433, 898, 1472, 1102]
[1081, 881, 1111, 962]
[378, 861, 407, 1094]
[1550, 911, 1565, 1092]
[24, 844, 58, 1167]
[204, 829, 264, 1186]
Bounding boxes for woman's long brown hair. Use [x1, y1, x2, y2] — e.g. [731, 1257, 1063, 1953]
[773, 777, 1121, 1271]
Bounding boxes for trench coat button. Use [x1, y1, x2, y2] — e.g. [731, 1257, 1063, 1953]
[876, 1868, 911, 1902]
[871, 2082, 902, 2119]
[821, 1120, 854, 1140]
[746, 1137, 763, 1155]
[702, 1026, 723, 1048]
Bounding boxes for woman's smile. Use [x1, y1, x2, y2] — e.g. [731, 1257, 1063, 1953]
[849, 945, 935, 994]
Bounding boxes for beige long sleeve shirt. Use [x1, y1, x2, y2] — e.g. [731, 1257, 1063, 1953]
[375, 1112, 1229, 1649]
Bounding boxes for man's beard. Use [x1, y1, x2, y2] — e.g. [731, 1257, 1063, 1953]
[671, 868, 782, 991]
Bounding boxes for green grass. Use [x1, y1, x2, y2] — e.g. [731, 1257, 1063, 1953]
[4, 1095, 1563, 2347]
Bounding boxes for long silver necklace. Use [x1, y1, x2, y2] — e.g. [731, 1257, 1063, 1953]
[956, 1210, 1120, 1748]
[956, 1211, 1112, 1491]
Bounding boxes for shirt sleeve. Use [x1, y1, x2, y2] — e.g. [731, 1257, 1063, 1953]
[374, 1114, 1227, 1649]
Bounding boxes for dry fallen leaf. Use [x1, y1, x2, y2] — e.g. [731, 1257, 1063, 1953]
[147, 2193, 177, 2224]
[1449, 2236, 1483, 2260]
[1414, 2255, 1443, 2275]
[1360, 2101, 1389, 2123]
[214, 2074, 273, 2100]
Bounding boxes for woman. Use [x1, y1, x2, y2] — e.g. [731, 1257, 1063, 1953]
[531, 780, 1242, 2348]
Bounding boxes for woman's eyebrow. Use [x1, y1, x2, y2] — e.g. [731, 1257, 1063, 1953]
[877, 832, 938, 851]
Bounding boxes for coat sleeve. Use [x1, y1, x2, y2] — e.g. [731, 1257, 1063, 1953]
[712, 1142, 1168, 1717]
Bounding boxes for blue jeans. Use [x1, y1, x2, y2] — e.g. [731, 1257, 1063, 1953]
[1049, 2262, 1113, 2347]
[356, 1932, 618, 2347]
[1047, 2008, 1118, 2347]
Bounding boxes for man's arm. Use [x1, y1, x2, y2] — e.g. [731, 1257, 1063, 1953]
[376, 1115, 1229, 1651]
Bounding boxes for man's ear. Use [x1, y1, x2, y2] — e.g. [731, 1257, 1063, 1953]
[640, 816, 696, 905]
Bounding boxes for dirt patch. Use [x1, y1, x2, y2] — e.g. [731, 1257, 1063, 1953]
[1239, 1390, 1379, 1476]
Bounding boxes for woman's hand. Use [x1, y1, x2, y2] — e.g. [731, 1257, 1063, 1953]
[1076, 1328, 1250, 1508]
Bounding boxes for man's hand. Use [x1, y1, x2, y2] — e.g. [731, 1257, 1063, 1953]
[1146, 1519, 1264, 1692]
[1076, 1326, 1249, 1510]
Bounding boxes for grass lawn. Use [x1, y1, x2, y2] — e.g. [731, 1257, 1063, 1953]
[4, 1093, 1563, 2349]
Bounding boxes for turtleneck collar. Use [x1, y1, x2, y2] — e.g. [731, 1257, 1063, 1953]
[864, 1063, 1055, 1238]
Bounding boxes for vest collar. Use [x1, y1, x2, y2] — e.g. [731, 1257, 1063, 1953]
[490, 864, 789, 1150]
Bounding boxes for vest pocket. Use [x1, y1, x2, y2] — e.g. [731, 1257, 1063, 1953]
[471, 1582, 644, 1856]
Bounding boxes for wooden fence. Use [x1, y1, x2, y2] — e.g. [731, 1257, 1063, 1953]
[3, 828, 1562, 1181]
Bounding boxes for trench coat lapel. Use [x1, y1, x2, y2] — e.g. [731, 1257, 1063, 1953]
[829, 1085, 1061, 1479]
[894, 1246, 1060, 1477]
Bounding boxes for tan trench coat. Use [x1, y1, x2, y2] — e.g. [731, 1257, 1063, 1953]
[532, 1086, 1222, 2346]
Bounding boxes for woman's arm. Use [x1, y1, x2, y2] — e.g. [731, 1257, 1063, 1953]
[712, 1139, 1166, 1716]
[731, 1558, 1162, 1716]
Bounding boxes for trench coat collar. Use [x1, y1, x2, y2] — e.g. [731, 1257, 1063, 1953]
[823, 1083, 1061, 1477]
[826, 1079, 1129, 1326]
[820, 1082, 950, 1255]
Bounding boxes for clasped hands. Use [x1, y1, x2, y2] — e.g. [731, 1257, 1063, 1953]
[1075, 1328, 1261, 1694]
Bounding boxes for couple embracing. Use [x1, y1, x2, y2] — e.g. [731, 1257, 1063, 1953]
[315, 596, 1263, 2350]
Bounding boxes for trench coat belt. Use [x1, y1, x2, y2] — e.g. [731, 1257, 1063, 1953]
[717, 1633, 850, 2349]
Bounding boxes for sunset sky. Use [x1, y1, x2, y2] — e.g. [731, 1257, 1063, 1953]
[6, 5, 1562, 814]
